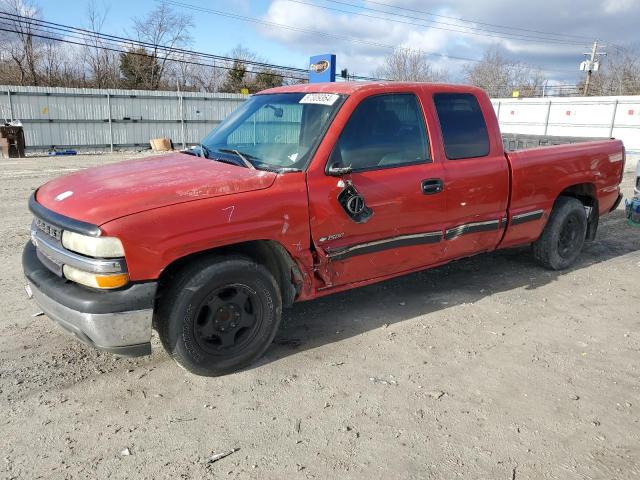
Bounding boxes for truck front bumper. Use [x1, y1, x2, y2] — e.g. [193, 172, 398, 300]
[22, 242, 157, 357]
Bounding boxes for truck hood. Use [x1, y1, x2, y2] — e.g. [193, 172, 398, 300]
[35, 152, 277, 226]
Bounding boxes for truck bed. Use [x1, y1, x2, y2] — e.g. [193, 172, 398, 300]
[502, 133, 609, 152]
[500, 138, 625, 248]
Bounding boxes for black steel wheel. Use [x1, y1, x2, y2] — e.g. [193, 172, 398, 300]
[557, 215, 583, 260]
[533, 196, 587, 270]
[193, 284, 262, 354]
[157, 256, 282, 376]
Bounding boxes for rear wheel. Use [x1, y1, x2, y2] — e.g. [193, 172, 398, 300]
[157, 256, 282, 376]
[532, 196, 588, 270]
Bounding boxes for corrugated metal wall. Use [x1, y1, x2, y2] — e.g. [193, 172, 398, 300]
[492, 95, 640, 153]
[0, 85, 247, 151]
[6, 86, 639, 154]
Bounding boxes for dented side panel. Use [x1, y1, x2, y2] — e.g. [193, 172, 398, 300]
[100, 173, 314, 290]
[305, 86, 449, 288]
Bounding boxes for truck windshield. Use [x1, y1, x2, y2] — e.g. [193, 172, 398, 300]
[201, 93, 345, 171]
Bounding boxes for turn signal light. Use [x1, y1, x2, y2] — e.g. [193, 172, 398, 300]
[95, 273, 130, 289]
[63, 265, 129, 289]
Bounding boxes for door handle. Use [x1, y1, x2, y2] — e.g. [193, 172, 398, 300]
[421, 178, 444, 195]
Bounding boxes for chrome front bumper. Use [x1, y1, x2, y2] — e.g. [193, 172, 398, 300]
[23, 242, 156, 357]
[26, 280, 153, 356]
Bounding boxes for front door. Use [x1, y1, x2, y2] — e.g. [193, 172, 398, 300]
[306, 93, 447, 288]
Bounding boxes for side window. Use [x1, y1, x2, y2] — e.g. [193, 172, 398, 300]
[433, 93, 490, 160]
[330, 94, 429, 171]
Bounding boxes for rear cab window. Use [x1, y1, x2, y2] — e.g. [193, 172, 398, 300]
[330, 93, 430, 172]
[433, 93, 490, 160]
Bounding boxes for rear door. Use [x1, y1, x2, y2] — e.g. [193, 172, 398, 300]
[431, 92, 510, 260]
[306, 92, 447, 287]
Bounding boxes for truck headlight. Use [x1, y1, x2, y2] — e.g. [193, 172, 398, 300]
[62, 231, 125, 258]
[63, 265, 129, 289]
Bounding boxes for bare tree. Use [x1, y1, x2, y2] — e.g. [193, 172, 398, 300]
[0, 34, 22, 84]
[465, 46, 547, 98]
[188, 60, 225, 92]
[0, 0, 43, 85]
[41, 39, 62, 85]
[41, 40, 84, 87]
[510, 63, 547, 98]
[375, 48, 448, 82]
[83, 1, 120, 88]
[162, 51, 221, 92]
[130, 1, 194, 89]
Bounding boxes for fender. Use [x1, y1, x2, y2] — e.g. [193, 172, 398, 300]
[100, 173, 314, 282]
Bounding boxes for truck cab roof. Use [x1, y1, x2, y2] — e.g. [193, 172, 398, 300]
[259, 81, 487, 97]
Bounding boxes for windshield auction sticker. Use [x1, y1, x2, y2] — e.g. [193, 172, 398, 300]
[299, 93, 340, 106]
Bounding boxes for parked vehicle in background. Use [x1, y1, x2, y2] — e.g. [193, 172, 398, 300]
[23, 82, 626, 376]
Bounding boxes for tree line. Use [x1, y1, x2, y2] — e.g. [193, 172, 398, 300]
[376, 46, 640, 97]
[0, 0, 288, 93]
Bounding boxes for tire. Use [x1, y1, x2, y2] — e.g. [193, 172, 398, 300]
[156, 256, 282, 376]
[532, 196, 588, 270]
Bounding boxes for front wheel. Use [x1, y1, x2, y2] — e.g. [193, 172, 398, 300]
[532, 196, 588, 270]
[156, 256, 282, 376]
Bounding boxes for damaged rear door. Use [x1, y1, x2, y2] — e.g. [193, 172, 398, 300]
[306, 92, 448, 288]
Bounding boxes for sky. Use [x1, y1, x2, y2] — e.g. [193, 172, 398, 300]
[37, 0, 640, 84]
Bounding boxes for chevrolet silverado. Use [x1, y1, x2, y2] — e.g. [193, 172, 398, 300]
[23, 82, 626, 375]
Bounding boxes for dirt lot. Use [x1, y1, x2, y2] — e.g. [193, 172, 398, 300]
[1, 152, 639, 479]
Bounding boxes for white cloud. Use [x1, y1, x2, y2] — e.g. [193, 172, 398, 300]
[261, 0, 481, 77]
[604, 0, 635, 14]
[259, 0, 640, 82]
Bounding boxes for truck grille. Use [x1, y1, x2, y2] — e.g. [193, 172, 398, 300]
[34, 217, 62, 241]
[30, 218, 127, 276]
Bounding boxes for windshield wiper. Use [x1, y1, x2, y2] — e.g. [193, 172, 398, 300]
[181, 144, 210, 158]
[199, 143, 211, 159]
[257, 166, 302, 174]
[217, 148, 259, 160]
[217, 148, 256, 169]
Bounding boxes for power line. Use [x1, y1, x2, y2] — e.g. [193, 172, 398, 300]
[162, 1, 485, 64]
[2, 8, 601, 86]
[355, 0, 598, 43]
[0, 11, 309, 76]
[162, 0, 586, 76]
[0, 11, 388, 83]
[0, 17, 309, 82]
[286, 0, 591, 46]
[3, 14, 633, 97]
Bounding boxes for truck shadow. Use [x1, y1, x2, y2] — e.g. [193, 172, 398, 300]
[260, 209, 639, 367]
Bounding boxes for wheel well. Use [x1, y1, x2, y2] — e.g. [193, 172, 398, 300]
[557, 183, 599, 240]
[156, 240, 303, 308]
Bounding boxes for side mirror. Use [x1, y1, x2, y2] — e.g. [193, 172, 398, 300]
[266, 104, 283, 118]
[327, 163, 353, 177]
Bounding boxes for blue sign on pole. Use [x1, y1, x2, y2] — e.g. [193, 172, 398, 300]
[309, 54, 336, 83]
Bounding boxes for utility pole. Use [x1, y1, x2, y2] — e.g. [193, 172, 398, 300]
[581, 41, 606, 96]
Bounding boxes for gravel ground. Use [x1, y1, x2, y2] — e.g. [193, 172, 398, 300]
[1, 152, 639, 480]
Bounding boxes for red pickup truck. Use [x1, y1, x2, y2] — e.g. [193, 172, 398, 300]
[24, 82, 625, 376]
